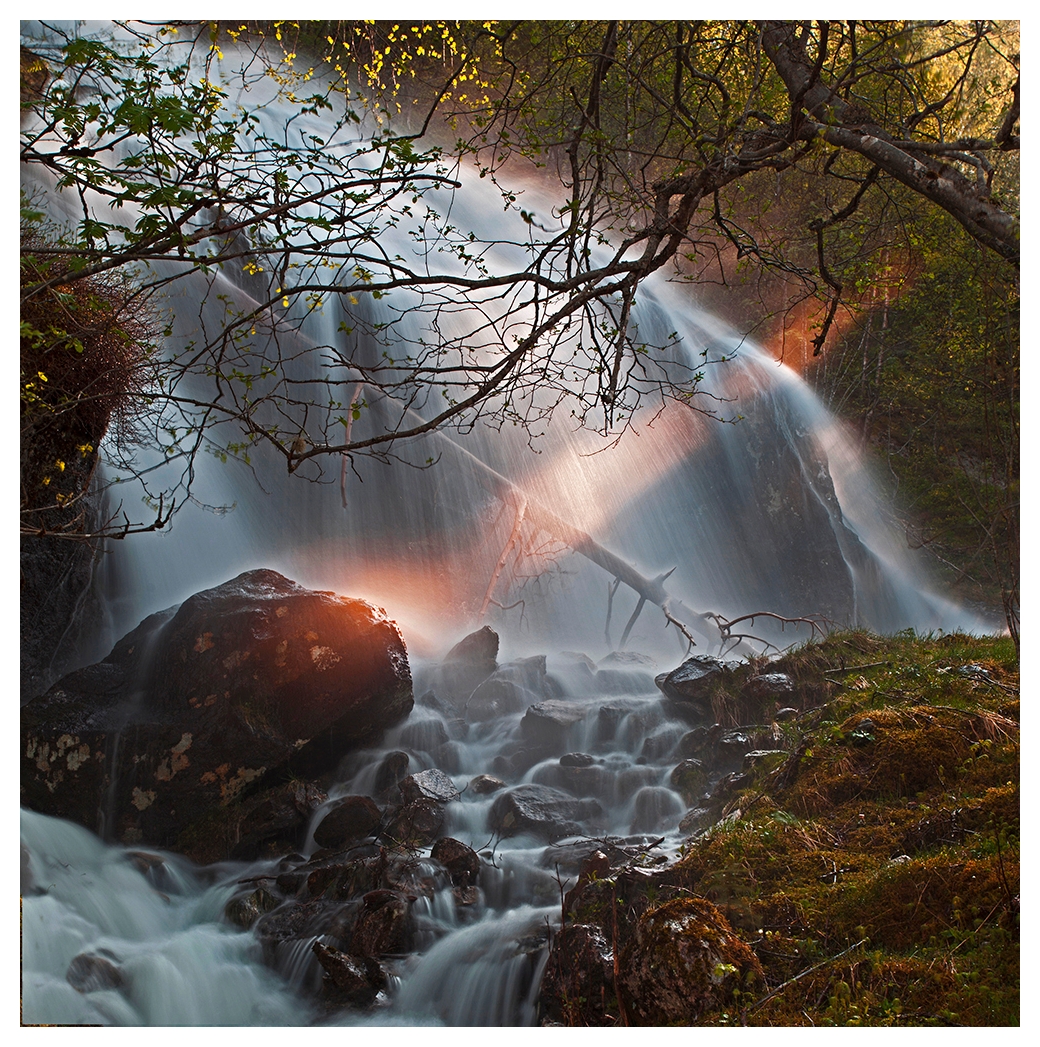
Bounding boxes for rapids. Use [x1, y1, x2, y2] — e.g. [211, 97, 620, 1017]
[20, 22, 996, 1027]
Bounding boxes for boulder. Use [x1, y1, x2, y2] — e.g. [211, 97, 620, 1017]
[488, 784, 602, 841]
[669, 758, 709, 805]
[656, 655, 737, 711]
[464, 656, 556, 722]
[350, 889, 413, 956]
[382, 798, 444, 846]
[66, 953, 124, 994]
[743, 672, 795, 701]
[519, 700, 587, 751]
[430, 626, 499, 703]
[618, 898, 763, 1024]
[399, 769, 460, 805]
[313, 796, 383, 851]
[21, 570, 413, 853]
[467, 773, 506, 796]
[312, 941, 387, 1008]
[430, 837, 481, 888]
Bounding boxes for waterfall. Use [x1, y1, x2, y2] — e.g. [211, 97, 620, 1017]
[21, 22, 997, 1029]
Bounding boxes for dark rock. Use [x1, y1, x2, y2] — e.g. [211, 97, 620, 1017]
[489, 784, 602, 841]
[669, 758, 709, 805]
[468, 773, 506, 795]
[639, 727, 682, 762]
[312, 941, 387, 1008]
[774, 707, 800, 721]
[656, 655, 737, 710]
[225, 885, 280, 928]
[350, 890, 413, 956]
[716, 728, 757, 769]
[432, 626, 499, 701]
[629, 786, 685, 833]
[491, 744, 557, 778]
[399, 768, 460, 805]
[397, 718, 450, 754]
[743, 672, 795, 700]
[313, 796, 383, 850]
[618, 898, 763, 1024]
[520, 700, 587, 751]
[464, 655, 555, 721]
[677, 724, 718, 758]
[539, 924, 614, 1025]
[21, 569, 412, 854]
[679, 807, 714, 835]
[66, 952, 123, 993]
[373, 750, 411, 800]
[431, 838, 481, 888]
[559, 752, 595, 768]
[234, 781, 327, 858]
[382, 798, 444, 846]
[444, 625, 499, 667]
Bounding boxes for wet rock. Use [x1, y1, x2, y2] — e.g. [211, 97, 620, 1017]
[715, 728, 758, 769]
[234, 781, 327, 859]
[677, 724, 718, 758]
[618, 898, 763, 1024]
[639, 726, 682, 762]
[224, 885, 281, 928]
[350, 889, 413, 956]
[539, 924, 614, 1025]
[489, 784, 602, 841]
[774, 707, 800, 722]
[399, 768, 460, 805]
[559, 752, 595, 768]
[669, 758, 709, 805]
[520, 700, 588, 751]
[679, 807, 714, 835]
[382, 798, 444, 846]
[743, 749, 787, 773]
[491, 744, 556, 778]
[656, 655, 737, 711]
[465, 675, 539, 721]
[373, 750, 411, 800]
[312, 941, 387, 1008]
[629, 786, 685, 834]
[594, 667, 658, 695]
[743, 672, 795, 700]
[313, 796, 382, 850]
[432, 626, 499, 702]
[431, 837, 481, 888]
[66, 952, 123, 993]
[21, 569, 413, 854]
[397, 718, 450, 754]
[467, 773, 506, 795]
[616, 764, 661, 802]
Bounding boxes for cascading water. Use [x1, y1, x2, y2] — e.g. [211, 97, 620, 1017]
[21, 23, 996, 1027]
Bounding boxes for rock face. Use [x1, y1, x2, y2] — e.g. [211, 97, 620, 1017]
[656, 656, 737, 713]
[21, 570, 413, 851]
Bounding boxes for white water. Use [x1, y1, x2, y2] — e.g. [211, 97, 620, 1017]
[21, 22, 998, 1028]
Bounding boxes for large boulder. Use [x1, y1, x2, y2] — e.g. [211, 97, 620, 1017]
[21, 570, 413, 852]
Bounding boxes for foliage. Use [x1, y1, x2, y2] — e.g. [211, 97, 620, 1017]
[19, 19, 1019, 543]
[20, 219, 159, 535]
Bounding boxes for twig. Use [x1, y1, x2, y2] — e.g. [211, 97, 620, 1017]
[743, 938, 868, 1015]
[823, 661, 889, 674]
